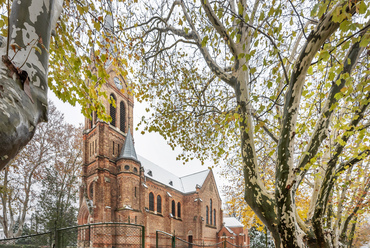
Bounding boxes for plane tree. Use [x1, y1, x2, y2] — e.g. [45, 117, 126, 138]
[117, 0, 370, 247]
[0, 0, 121, 170]
[0, 0, 369, 247]
[0, 102, 82, 238]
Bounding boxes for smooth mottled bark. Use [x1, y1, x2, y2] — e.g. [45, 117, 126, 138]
[118, 0, 370, 247]
[0, 0, 62, 170]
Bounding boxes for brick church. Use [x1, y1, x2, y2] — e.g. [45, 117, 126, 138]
[77, 66, 229, 247]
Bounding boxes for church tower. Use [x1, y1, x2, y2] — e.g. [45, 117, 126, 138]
[78, 65, 137, 225]
[77, 0, 145, 226]
[76, 4, 228, 248]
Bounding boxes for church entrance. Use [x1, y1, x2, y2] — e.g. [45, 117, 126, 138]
[188, 235, 193, 248]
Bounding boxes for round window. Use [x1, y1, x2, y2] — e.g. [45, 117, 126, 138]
[124, 165, 130, 170]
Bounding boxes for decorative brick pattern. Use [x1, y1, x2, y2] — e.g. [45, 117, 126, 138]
[78, 66, 241, 247]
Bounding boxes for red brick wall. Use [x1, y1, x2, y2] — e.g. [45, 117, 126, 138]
[79, 69, 223, 246]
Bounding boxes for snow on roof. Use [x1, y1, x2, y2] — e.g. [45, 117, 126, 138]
[180, 170, 209, 193]
[225, 226, 236, 235]
[224, 217, 244, 227]
[137, 155, 209, 193]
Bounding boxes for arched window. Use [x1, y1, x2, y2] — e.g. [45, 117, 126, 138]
[120, 101, 126, 133]
[171, 200, 176, 217]
[110, 94, 116, 127]
[210, 199, 213, 225]
[214, 209, 216, 226]
[149, 192, 154, 211]
[206, 206, 209, 224]
[157, 195, 162, 213]
[177, 202, 181, 218]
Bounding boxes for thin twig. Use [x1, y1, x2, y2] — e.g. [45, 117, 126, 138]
[311, 22, 370, 66]
[6, 0, 10, 58]
[288, 0, 307, 39]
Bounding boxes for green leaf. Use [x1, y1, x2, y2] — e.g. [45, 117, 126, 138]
[33, 46, 42, 54]
[358, 1, 367, 14]
[360, 34, 370, 48]
[307, 66, 313, 75]
[340, 20, 351, 32]
[201, 36, 208, 47]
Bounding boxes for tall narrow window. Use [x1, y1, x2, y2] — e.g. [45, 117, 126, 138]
[120, 101, 126, 133]
[177, 202, 181, 218]
[149, 192, 154, 211]
[157, 195, 162, 213]
[210, 199, 213, 225]
[214, 209, 216, 226]
[134, 187, 137, 198]
[110, 94, 116, 127]
[113, 141, 115, 155]
[171, 200, 176, 217]
[206, 206, 209, 224]
[95, 140, 97, 154]
[89, 183, 94, 200]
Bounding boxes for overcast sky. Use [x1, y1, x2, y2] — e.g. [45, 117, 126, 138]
[50, 91, 226, 199]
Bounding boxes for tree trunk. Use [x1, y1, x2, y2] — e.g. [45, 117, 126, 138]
[0, 0, 62, 170]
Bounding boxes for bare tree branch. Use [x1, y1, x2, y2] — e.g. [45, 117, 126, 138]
[201, 0, 237, 56]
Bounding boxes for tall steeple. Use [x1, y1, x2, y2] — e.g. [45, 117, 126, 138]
[102, 0, 115, 65]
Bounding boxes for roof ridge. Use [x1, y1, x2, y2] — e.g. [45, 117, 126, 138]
[137, 155, 180, 178]
[179, 169, 209, 179]
[137, 155, 210, 193]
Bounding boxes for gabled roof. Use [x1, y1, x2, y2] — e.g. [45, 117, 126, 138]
[137, 155, 209, 193]
[225, 226, 236, 235]
[116, 129, 139, 163]
[224, 217, 244, 227]
[180, 170, 209, 193]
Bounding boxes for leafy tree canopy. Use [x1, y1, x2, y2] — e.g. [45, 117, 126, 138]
[115, 0, 370, 247]
[1, 0, 370, 247]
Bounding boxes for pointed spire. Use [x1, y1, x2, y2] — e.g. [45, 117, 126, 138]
[116, 128, 139, 162]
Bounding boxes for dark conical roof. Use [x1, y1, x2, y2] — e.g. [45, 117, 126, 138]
[116, 128, 139, 163]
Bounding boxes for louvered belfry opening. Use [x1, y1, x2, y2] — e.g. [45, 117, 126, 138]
[110, 94, 116, 127]
[120, 101, 126, 132]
